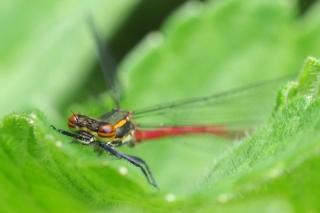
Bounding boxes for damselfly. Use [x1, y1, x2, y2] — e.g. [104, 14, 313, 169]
[51, 19, 295, 189]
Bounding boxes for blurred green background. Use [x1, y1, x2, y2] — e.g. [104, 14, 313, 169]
[1, 0, 318, 123]
[2, 0, 320, 212]
[0, 0, 208, 123]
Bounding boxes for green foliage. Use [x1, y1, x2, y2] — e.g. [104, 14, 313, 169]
[0, 0, 139, 123]
[2, 0, 320, 212]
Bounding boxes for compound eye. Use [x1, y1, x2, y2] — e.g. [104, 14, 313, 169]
[68, 114, 78, 129]
[98, 124, 116, 140]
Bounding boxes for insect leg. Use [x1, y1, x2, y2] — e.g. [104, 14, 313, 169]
[50, 125, 93, 144]
[125, 154, 158, 189]
[99, 143, 158, 188]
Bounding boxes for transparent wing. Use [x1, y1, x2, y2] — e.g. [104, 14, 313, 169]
[86, 16, 120, 108]
[132, 75, 296, 129]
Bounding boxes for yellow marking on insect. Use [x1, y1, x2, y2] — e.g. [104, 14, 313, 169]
[113, 119, 128, 129]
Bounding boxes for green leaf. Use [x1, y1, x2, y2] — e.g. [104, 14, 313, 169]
[2, 0, 320, 212]
[0, 110, 151, 213]
[119, 0, 320, 194]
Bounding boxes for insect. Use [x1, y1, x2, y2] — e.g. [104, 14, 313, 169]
[51, 19, 294, 189]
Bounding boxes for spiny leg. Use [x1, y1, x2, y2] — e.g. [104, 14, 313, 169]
[50, 125, 92, 144]
[99, 143, 158, 188]
[51, 125, 158, 188]
[125, 154, 158, 189]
